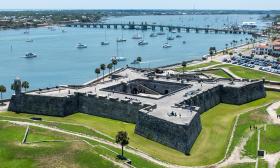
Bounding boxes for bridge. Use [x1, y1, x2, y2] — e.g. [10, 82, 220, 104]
[65, 22, 259, 35]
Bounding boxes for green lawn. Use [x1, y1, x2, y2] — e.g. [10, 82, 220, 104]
[0, 121, 162, 168]
[258, 159, 268, 168]
[0, 121, 118, 168]
[277, 161, 280, 168]
[261, 125, 280, 154]
[203, 69, 232, 78]
[1, 91, 280, 166]
[176, 61, 220, 71]
[229, 107, 269, 158]
[244, 131, 258, 158]
[277, 108, 280, 115]
[214, 64, 280, 82]
[222, 163, 255, 168]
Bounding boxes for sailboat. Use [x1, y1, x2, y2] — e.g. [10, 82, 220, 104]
[163, 36, 172, 48]
[101, 30, 110, 45]
[116, 30, 126, 43]
[112, 42, 126, 62]
[138, 32, 148, 46]
[23, 29, 29, 34]
[132, 31, 142, 39]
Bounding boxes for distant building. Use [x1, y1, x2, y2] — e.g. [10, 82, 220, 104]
[252, 43, 271, 55]
[271, 39, 280, 57]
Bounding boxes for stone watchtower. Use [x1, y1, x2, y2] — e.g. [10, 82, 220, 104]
[13, 77, 22, 95]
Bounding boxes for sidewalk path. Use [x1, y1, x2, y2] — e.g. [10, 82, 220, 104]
[266, 101, 280, 125]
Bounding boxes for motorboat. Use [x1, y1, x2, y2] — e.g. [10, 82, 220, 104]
[62, 29, 67, 33]
[176, 35, 182, 38]
[26, 39, 34, 42]
[101, 41, 110, 45]
[116, 38, 126, 42]
[171, 30, 177, 33]
[112, 56, 127, 62]
[76, 43, 87, 49]
[167, 36, 175, 41]
[24, 52, 37, 58]
[150, 33, 157, 37]
[138, 40, 148, 46]
[157, 32, 165, 35]
[163, 43, 172, 48]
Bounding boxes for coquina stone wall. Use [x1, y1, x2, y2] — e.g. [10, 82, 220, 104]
[77, 93, 144, 123]
[135, 110, 202, 154]
[8, 94, 78, 117]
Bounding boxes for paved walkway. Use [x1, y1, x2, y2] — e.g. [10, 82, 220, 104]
[266, 101, 280, 125]
[220, 67, 242, 80]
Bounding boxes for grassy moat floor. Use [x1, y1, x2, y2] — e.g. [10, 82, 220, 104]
[1, 91, 280, 167]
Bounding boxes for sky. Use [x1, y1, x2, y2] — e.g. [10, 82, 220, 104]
[0, 0, 280, 10]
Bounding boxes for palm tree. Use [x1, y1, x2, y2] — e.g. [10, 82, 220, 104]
[0, 85, 6, 105]
[181, 61, 187, 74]
[100, 64, 106, 80]
[107, 63, 113, 74]
[112, 59, 118, 71]
[95, 68, 101, 78]
[116, 131, 129, 159]
[21, 81, 29, 92]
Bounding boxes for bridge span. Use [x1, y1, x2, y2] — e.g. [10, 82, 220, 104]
[65, 22, 259, 35]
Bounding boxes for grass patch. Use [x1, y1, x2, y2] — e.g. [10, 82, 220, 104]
[1, 91, 280, 166]
[244, 131, 258, 158]
[176, 61, 220, 71]
[258, 159, 268, 168]
[228, 107, 269, 157]
[0, 121, 119, 168]
[214, 64, 280, 82]
[222, 163, 255, 168]
[0, 121, 162, 168]
[203, 69, 232, 78]
[261, 124, 280, 154]
[277, 161, 280, 168]
[277, 108, 280, 115]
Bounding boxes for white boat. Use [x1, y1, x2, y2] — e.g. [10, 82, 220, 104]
[112, 56, 127, 61]
[76, 43, 87, 49]
[62, 29, 67, 33]
[157, 32, 165, 35]
[24, 52, 37, 58]
[131, 60, 140, 64]
[171, 30, 177, 33]
[26, 39, 34, 42]
[101, 30, 110, 45]
[138, 40, 148, 46]
[117, 30, 126, 42]
[163, 43, 172, 48]
[132, 33, 142, 39]
[150, 33, 157, 37]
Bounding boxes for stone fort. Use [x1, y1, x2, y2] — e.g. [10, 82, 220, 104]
[8, 67, 266, 154]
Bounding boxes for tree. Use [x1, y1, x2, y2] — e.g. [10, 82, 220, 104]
[112, 59, 118, 71]
[181, 61, 187, 74]
[100, 64, 106, 80]
[95, 68, 101, 78]
[21, 81, 29, 92]
[0, 85, 6, 105]
[116, 131, 129, 159]
[107, 63, 113, 74]
[229, 52, 233, 59]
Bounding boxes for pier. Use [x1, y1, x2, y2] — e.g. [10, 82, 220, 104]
[65, 22, 258, 35]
